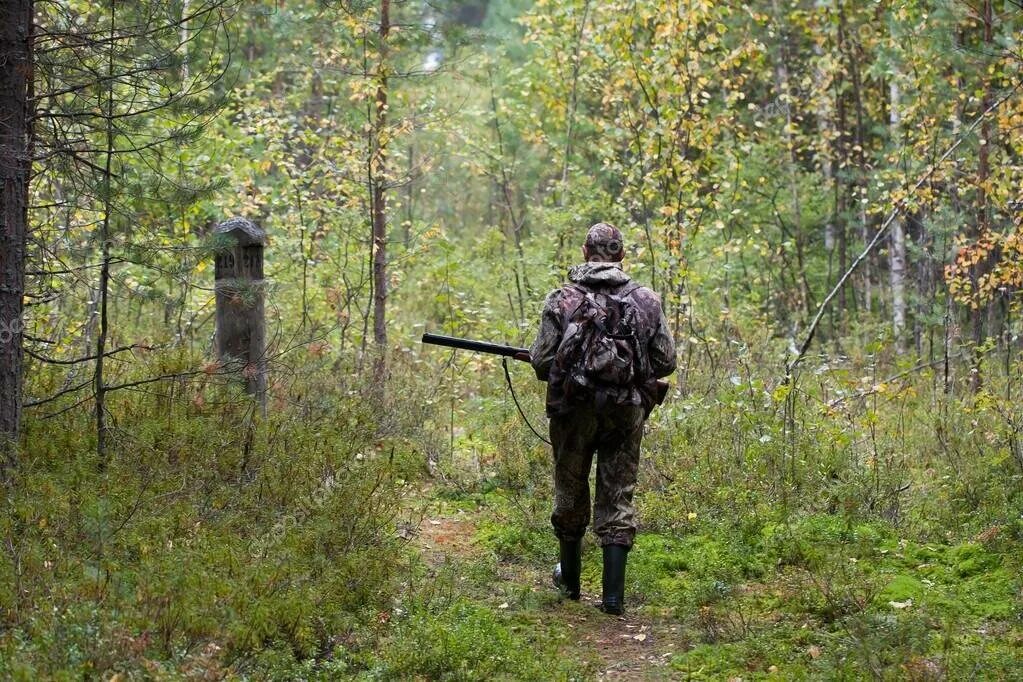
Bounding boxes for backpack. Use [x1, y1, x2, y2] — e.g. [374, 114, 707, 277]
[550, 282, 648, 410]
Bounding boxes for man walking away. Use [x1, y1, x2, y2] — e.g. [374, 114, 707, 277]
[529, 222, 677, 615]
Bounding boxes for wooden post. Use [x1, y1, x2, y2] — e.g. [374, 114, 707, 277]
[214, 217, 267, 409]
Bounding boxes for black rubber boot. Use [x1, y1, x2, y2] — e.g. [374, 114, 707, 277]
[552, 539, 582, 600]
[599, 544, 629, 615]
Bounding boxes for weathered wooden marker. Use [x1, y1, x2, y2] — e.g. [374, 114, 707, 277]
[214, 217, 267, 409]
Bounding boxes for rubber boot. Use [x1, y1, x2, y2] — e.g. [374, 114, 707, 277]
[552, 539, 582, 600]
[599, 544, 629, 615]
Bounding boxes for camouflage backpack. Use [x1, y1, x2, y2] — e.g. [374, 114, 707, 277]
[550, 282, 648, 410]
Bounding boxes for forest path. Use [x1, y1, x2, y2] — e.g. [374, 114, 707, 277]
[413, 492, 682, 680]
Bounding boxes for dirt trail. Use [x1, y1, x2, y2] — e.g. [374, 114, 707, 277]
[414, 505, 680, 680]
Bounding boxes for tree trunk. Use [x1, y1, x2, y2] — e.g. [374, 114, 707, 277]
[180, 0, 190, 82]
[970, 0, 995, 392]
[771, 0, 810, 321]
[559, 0, 591, 203]
[96, 0, 117, 464]
[889, 78, 907, 351]
[843, 5, 870, 317]
[835, 92, 849, 325]
[0, 0, 33, 474]
[835, 11, 849, 326]
[371, 0, 390, 380]
[814, 45, 835, 255]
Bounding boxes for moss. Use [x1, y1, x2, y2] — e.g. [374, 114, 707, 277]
[625, 531, 766, 610]
[369, 599, 589, 680]
[670, 628, 818, 681]
[949, 542, 1000, 578]
[958, 568, 1018, 620]
[670, 642, 753, 679]
[475, 518, 557, 563]
[880, 574, 928, 603]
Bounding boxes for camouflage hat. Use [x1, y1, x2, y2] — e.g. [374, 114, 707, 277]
[584, 222, 625, 262]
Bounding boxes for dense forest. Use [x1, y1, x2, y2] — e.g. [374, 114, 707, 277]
[2, 0, 1023, 678]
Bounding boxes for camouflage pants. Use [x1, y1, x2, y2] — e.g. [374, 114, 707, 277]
[549, 404, 645, 548]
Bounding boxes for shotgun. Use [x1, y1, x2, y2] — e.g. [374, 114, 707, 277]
[421, 333, 530, 362]
[420, 332, 669, 406]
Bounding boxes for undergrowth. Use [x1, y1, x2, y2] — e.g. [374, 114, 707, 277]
[4, 344, 1023, 678]
[453, 345, 1023, 679]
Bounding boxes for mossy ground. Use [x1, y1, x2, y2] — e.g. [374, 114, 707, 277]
[415, 485, 1023, 680]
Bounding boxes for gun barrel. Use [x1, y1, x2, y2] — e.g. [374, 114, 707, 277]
[421, 332, 529, 359]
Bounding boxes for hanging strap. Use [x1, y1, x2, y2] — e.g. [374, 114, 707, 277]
[502, 357, 551, 446]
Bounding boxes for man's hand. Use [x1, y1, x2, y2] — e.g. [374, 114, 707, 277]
[513, 351, 531, 362]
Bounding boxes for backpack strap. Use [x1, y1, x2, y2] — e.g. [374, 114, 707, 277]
[614, 282, 643, 299]
[561, 284, 590, 322]
[565, 280, 641, 298]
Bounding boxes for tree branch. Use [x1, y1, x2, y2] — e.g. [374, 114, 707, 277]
[786, 81, 1023, 380]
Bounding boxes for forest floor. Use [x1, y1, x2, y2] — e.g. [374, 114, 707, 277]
[412, 489, 678, 680]
[411, 488, 683, 678]
[6, 376, 1023, 679]
[390, 474, 1023, 681]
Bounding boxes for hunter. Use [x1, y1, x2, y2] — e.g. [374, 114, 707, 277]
[528, 222, 677, 615]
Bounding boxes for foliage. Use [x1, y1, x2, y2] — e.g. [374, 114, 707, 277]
[8, 0, 1023, 677]
[2, 367, 411, 677]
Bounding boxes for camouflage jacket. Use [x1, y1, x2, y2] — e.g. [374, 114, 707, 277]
[529, 262, 677, 416]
